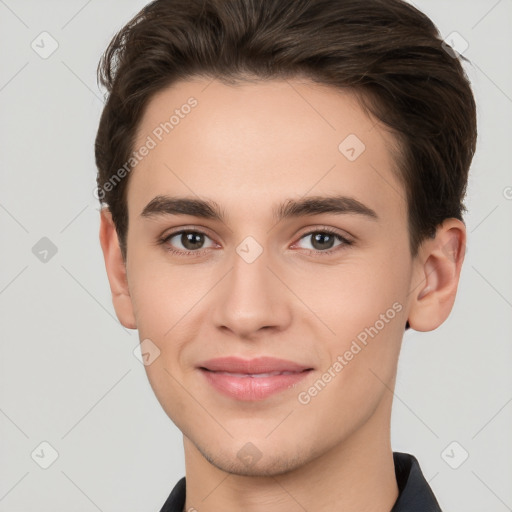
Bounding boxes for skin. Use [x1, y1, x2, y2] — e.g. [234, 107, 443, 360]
[99, 78, 466, 512]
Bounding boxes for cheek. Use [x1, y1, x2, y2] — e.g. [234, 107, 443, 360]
[302, 256, 407, 379]
[127, 252, 198, 335]
[142, 358, 200, 437]
[294, 255, 405, 330]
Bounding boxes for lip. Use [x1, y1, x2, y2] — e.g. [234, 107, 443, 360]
[198, 356, 312, 373]
[197, 356, 314, 401]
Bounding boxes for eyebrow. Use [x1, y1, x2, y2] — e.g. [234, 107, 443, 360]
[140, 194, 379, 223]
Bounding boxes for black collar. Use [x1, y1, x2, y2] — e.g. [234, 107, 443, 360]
[390, 452, 442, 511]
[159, 451, 442, 512]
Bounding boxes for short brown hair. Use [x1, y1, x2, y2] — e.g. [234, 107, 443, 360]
[95, 0, 477, 261]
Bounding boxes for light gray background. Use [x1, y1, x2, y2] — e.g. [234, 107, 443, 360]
[1, 0, 511, 510]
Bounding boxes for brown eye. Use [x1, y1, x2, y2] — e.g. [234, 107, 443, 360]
[162, 230, 216, 254]
[310, 232, 337, 250]
[295, 229, 353, 254]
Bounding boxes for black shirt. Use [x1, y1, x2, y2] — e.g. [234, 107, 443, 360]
[159, 451, 442, 512]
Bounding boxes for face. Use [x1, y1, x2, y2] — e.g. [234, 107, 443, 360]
[121, 78, 416, 475]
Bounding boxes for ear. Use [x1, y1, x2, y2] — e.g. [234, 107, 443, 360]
[407, 218, 466, 332]
[99, 208, 137, 329]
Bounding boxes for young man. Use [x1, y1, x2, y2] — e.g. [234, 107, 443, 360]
[95, 0, 477, 510]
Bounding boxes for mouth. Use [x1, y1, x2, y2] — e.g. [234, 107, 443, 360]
[197, 356, 314, 401]
[201, 370, 304, 378]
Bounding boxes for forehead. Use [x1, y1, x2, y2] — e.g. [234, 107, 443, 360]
[128, 78, 406, 225]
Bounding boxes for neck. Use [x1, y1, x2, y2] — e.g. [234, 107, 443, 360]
[182, 392, 398, 512]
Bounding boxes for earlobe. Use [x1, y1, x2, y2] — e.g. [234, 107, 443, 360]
[407, 219, 466, 332]
[99, 208, 137, 329]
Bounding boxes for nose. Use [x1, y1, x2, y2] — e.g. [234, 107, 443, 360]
[211, 248, 293, 340]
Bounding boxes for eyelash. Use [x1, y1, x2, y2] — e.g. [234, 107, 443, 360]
[157, 227, 354, 257]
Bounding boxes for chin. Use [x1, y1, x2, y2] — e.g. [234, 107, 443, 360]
[196, 440, 312, 477]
